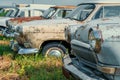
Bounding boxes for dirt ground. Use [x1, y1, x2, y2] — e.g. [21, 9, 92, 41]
[0, 56, 20, 80]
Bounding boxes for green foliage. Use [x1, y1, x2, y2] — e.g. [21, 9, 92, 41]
[0, 44, 68, 80]
[0, 36, 14, 41]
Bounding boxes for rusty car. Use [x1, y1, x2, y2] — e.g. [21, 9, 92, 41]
[10, 2, 120, 57]
[0, 4, 54, 34]
[3, 5, 76, 37]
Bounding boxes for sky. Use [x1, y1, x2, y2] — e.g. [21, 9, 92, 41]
[0, 0, 120, 6]
[0, 0, 83, 6]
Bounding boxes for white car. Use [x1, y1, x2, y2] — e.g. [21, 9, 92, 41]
[0, 4, 54, 31]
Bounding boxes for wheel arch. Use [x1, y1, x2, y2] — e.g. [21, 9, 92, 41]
[39, 40, 71, 52]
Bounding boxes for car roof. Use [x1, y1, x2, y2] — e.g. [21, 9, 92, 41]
[51, 5, 76, 9]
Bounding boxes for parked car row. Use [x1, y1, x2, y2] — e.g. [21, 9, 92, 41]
[62, 2, 120, 80]
[0, 4, 55, 33]
[0, 1, 120, 80]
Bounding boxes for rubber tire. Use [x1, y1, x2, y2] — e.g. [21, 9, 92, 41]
[42, 42, 67, 57]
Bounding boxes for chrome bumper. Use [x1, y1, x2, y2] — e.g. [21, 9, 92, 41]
[2, 29, 15, 37]
[10, 40, 39, 54]
[62, 55, 105, 80]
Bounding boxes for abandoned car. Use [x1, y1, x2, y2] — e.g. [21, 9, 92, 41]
[10, 2, 120, 57]
[65, 2, 120, 43]
[0, 4, 54, 33]
[62, 16, 120, 80]
[3, 5, 76, 37]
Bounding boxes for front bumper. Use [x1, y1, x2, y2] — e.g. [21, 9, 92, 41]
[2, 29, 15, 37]
[10, 40, 39, 54]
[62, 55, 105, 80]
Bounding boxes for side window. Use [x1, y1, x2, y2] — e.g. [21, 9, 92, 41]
[19, 11, 25, 17]
[104, 6, 120, 17]
[20, 10, 29, 17]
[56, 10, 63, 18]
[63, 10, 72, 18]
[55, 10, 72, 18]
[94, 6, 120, 19]
[94, 7, 103, 19]
[79, 10, 92, 20]
[30, 10, 43, 17]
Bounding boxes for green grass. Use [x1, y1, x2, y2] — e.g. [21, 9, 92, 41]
[0, 36, 13, 41]
[0, 45, 68, 80]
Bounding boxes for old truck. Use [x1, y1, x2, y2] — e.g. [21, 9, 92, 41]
[10, 2, 120, 57]
[3, 5, 75, 37]
[0, 4, 54, 32]
[62, 17, 120, 80]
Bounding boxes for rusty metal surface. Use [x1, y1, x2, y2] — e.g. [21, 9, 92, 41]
[14, 3, 120, 52]
[51, 5, 76, 9]
[8, 5, 76, 25]
[9, 16, 43, 24]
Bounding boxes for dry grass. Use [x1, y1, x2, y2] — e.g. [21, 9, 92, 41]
[0, 40, 10, 45]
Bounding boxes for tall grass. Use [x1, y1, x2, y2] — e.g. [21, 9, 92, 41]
[0, 36, 69, 80]
[0, 45, 68, 80]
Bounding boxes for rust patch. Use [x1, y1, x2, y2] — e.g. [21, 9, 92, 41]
[10, 16, 44, 24]
[51, 5, 76, 9]
[62, 66, 70, 79]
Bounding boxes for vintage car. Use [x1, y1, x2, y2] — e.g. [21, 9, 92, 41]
[0, 4, 54, 32]
[65, 2, 120, 43]
[10, 2, 120, 57]
[62, 17, 120, 80]
[3, 5, 76, 37]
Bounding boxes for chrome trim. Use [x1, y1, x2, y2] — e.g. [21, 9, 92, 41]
[10, 40, 39, 54]
[18, 48, 39, 54]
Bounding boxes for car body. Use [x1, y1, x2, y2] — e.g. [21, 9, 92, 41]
[63, 16, 120, 80]
[10, 2, 120, 57]
[10, 5, 76, 57]
[65, 2, 120, 43]
[3, 5, 75, 37]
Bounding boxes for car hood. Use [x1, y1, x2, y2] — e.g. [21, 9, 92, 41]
[19, 18, 77, 27]
[90, 17, 120, 41]
[9, 16, 43, 26]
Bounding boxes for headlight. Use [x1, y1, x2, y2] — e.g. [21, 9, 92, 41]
[16, 26, 23, 33]
[6, 20, 9, 26]
[88, 29, 103, 53]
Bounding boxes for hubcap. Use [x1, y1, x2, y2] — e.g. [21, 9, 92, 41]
[46, 47, 63, 57]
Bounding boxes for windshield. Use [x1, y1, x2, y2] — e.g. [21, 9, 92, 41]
[5, 10, 14, 17]
[42, 7, 56, 18]
[0, 8, 13, 17]
[66, 4, 95, 21]
[9, 8, 19, 17]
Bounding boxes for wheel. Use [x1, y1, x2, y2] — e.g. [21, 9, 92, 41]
[42, 42, 67, 57]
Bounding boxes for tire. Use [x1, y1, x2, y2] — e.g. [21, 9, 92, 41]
[42, 42, 67, 57]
